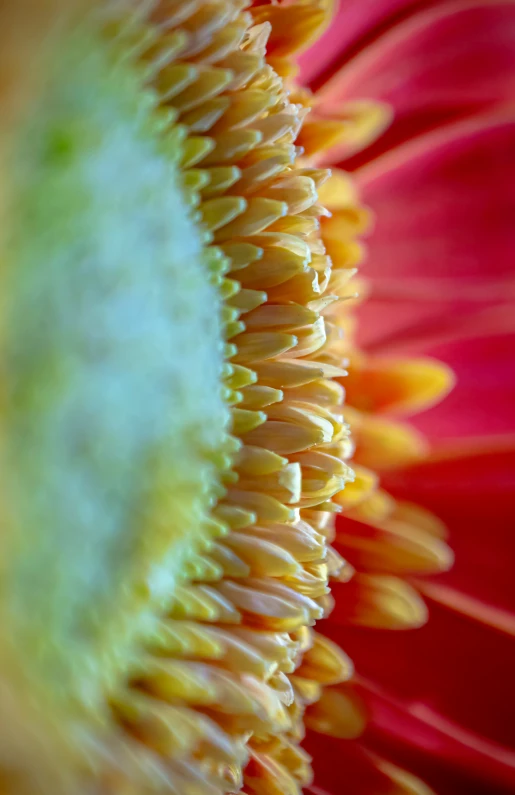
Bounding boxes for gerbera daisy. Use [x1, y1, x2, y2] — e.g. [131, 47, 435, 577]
[0, 1, 469, 794]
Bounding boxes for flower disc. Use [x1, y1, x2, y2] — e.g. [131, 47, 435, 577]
[0, 14, 229, 790]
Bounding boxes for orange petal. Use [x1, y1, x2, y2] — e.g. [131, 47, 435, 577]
[329, 574, 428, 630]
[333, 465, 378, 510]
[251, 0, 336, 58]
[348, 411, 429, 471]
[344, 356, 455, 416]
[335, 515, 453, 576]
[304, 683, 367, 739]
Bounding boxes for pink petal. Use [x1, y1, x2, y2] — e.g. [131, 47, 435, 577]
[382, 441, 515, 616]
[357, 679, 515, 795]
[352, 113, 515, 350]
[325, 595, 515, 756]
[407, 332, 515, 440]
[306, 687, 515, 794]
[308, 2, 515, 166]
[300, 0, 452, 87]
[324, 442, 515, 784]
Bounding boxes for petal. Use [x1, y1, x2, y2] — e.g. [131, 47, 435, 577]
[348, 411, 429, 472]
[309, 2, 515, 164]
[250, 0, 335, 58]
[355, 679, 515, 795]
[352, 114, 515, 350]
[334, 513, 453, 576]
[358, 113, 515, 284]
[304, 732, 401, 794]
[325, 593, 515, 755]
[344, 355, 455, 416]
[382, 440, 515, 616]
[361, 303, 515, 358]
[329, 574, 428, 629]
[304, 682, 368, 739]
[299, 0, 441, 86]
[406, 332, 515, 440]
[300, 100, 393, 161]
[324, 446, 515, 774]
[305, 730, 437, 795]
[333, 464, 379, 510]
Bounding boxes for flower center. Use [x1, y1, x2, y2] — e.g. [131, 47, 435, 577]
[0, 17, 229, 787]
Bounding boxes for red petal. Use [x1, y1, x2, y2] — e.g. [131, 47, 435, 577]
[352, 114, 515, 351]
[300, 0, 449, 87]
[303, 732, 397, 794]
[324, 595, 515, 755]
[382, 441, 515, 615]
[305, 634, 515, 794]
[407, 332, 515, 440]
[322, 443, 515, 787]
[356, 678, 515, 795]
[308, 2, 515, 166]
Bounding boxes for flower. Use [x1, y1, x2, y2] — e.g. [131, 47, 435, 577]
[298, 1, 515, 793]
[2, 1, 509, 794]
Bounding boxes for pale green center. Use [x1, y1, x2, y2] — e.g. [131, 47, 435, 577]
[0, 22, 228, 744]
